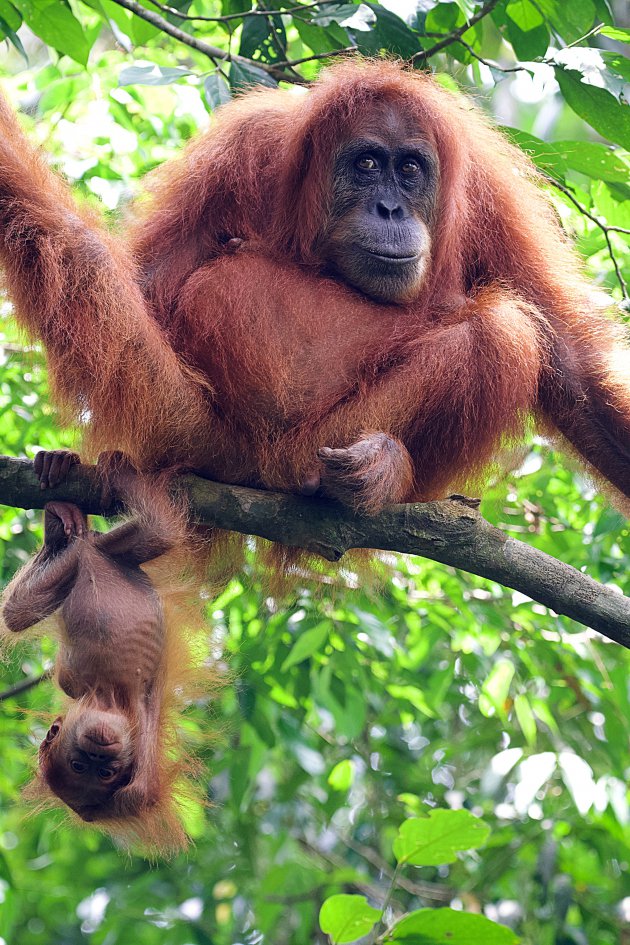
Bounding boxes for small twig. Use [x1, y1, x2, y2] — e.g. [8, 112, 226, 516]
[370, 862, 403, 943]
[564, 23, 603, 49]
[0, 670, 50, 702]
[545, 175, 628, 299]
[341, 834, 452, 901]
[145, 0, 339, 23]
[413, 0, 501, 62]
[456, 37, 530, 73]
[274, 46, 357, 67]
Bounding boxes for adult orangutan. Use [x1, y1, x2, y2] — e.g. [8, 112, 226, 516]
[0, 61, 628, 532]
[1, 451, 203, 852]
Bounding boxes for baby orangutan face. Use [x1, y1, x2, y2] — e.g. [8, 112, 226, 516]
[39, 706, 135, 822]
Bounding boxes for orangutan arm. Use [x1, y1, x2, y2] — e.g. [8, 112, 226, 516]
[537, 326, 630, 501]
[0, 92, 210, 467]
[302, 288, 544, 510]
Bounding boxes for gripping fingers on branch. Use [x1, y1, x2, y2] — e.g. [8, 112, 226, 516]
[34, 450, 81, 490]
[318, 432, 413, 514]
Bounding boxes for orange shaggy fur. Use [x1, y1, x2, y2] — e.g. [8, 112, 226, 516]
[0, 60, 627, 517]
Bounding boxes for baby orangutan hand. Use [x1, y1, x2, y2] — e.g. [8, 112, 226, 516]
[317, 432, 414, 514]
[34, 449, 80, 490]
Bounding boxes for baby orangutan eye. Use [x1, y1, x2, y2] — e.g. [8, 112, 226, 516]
[98, 768, 115, 780]
[70, 760, 88, 774]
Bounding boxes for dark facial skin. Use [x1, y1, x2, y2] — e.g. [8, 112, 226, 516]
[40, 713, 134, 820]
[324, 107, 439, 303]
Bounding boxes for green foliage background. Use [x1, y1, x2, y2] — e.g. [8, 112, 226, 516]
[0, 1, 629, 943]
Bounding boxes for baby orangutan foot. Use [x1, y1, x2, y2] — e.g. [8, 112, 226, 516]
[34, 449, 80, 490]
[44, 501, 86, 539]
[318, 432, 414, 514]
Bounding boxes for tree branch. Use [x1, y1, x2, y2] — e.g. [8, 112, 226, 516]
[1, 456, 628, 647]
[0, 670, 50, 702]
[107, 0, 309, 85]
[544, 174, 628, 300]
[412, 0, 501, 62]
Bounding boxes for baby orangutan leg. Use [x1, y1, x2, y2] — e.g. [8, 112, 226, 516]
[318, 432, 414, 514]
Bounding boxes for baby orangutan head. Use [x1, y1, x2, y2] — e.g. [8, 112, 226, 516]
[38, 701, 156, 822]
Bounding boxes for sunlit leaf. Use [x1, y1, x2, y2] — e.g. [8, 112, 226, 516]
[390, 907, 519, 943]
[319, 894, 380, 944]
[328, 759, 354, 791]
[393, 810, 490, 866]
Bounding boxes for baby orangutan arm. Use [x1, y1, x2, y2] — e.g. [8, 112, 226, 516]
[93, 452, 180, 565]
[2, 500, 84, 632]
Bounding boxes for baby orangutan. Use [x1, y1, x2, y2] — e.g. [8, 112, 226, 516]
[2, 451, 201, 852]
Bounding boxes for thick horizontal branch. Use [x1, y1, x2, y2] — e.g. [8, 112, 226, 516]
[1, 455, 629, 647]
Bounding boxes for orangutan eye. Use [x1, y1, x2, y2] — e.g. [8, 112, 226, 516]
[98, 768, 115, 780]
[401, 159, 421, 176]
[70, 760, 87, 774]
[356, 154, 378, 171]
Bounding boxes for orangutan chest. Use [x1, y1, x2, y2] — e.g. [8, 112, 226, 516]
[192, 255, 405, 419]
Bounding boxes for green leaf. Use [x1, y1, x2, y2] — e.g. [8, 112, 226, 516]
[358, 4, 421, 58]
[504, 1, 549, 59]
[129, 8, 160, 44]
[555, 67, 630, 149]
[506, 0, 544, 30]
[0, 12, 26, 62]
[281, 621, 328, 671]
[38, 74, 91, 113]
[11, 0, 92, 65]
[425, 2, 462, 34]
[230, 59, 277, 89]
[479, 659, 514, 719]
[295, 18, 351, 52]
[387, 684, 436, 718]
[319, 894, 380, 945]
[393, 810, 490, 866]
[505, 18, 549, 59]
[601, 51, 630, 83]
[503, 127, 567, 176]
[554, 140, 630, 183]
[118, 63, 193, 86]
[553, 48, 627, 100]
[312, 3, 374, 28]
[0, 0, 21, 31]
[328, 759, 354, 791]
[600, 26, 630, 42]
[536, 0, 596, 42]
[390, 908, 518, 944]
[514, 693, 537, 746]
[204, 73, 232, 111]
[239, 16, 272, 58]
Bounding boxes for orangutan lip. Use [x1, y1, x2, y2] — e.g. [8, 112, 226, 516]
[360, 247, 419, 264]
[84, 736, 119, 748]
